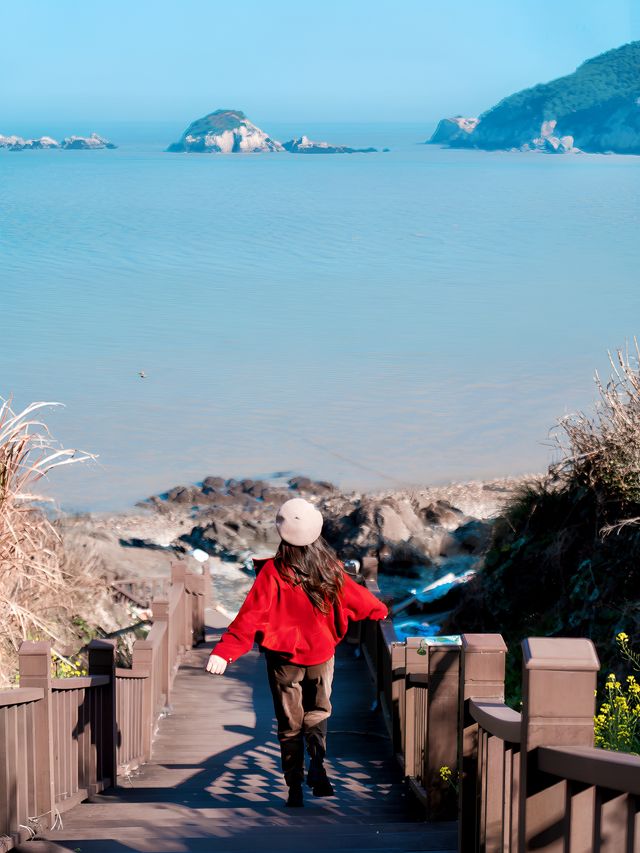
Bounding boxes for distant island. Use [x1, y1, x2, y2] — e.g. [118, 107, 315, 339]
[429, 40, 640, 154]
[0, 132, 116, 151]
[167, 109, 378, 154]
[283, 136, 377, 154]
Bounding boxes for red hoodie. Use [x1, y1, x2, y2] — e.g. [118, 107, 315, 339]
[212, 558, 388, 666]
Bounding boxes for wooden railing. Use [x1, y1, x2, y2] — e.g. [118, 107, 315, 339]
[460, 634, 640, 853]
[358, 562, 640, 851]
[110, 576, 168, 610]
[4, 550, 639, 853]
[358, 566, 460, 821]
[0, 561, 206, 850]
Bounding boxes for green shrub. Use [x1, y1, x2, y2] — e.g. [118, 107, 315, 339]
[444, 346, 640, 694]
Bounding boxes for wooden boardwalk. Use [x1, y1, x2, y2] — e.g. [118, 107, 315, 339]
[20, 610, 457, 853]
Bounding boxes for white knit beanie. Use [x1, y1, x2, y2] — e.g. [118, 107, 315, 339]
[276, 498, 323, 547]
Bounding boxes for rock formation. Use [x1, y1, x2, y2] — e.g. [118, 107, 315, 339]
[167, 110, 379, 155]
[283, 136, 377, 154]
[0, 135, 60, 150]
[1, 132, 116, 151]
[428, 117, 479, 146]
[167, 109, 284, 153]
[140, 474, 521, 576]
[61, 133, 117, 150]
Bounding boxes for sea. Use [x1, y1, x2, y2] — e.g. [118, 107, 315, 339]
[2, 120, 639, 512]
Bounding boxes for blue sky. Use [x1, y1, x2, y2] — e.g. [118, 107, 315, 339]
[2, 1, 638, 126]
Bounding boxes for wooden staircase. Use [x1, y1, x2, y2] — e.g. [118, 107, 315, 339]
[19, 613, 457, 853]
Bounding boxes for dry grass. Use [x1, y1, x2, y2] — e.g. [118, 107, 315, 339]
[553, 343, 640, 525]
[0, 398, 96, 685]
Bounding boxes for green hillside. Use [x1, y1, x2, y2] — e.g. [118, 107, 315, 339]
[432, 41, 640, 153]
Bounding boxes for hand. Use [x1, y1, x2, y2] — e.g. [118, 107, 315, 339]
[206, 654, 228, 675]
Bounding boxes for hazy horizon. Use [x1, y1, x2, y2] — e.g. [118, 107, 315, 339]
[2, 1, 639, 128]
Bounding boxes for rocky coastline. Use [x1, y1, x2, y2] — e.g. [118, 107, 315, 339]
[62, 473, 532, 638]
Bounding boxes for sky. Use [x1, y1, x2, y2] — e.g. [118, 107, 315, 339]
[2, 1, 639, 127]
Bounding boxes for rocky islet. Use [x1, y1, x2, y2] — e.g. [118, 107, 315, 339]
[167, 109, 378, 154]
[0, 132, 117, 151]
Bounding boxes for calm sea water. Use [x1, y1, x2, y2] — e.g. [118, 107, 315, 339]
[2, 122, 639, 511]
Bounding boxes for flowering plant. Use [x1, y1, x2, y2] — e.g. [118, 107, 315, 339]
[438, 765, 459, 794]
[594, 633, 640, 755]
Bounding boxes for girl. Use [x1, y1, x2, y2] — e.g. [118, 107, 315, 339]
[206, 497, 388, 807]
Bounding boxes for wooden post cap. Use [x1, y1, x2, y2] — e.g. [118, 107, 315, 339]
[522, 637, 600, 671]
[19, 641, 52, 679]
[461, 634, 508, 653]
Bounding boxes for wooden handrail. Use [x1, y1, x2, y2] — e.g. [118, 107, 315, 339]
[537, 745, 640, 796]
[1, 562, 207, 849]
[7, 551, 640, 853]
[51, 675, 111, 690]
[0, 687, 44, 706]
[468, 699, 521, 743]
[115, 668, 150, 679]
[459, 633, 640, 853]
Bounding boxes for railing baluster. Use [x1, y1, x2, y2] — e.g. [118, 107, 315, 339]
[485, 734, 504, 852]
[26, 700, 37, 820]
[16, 702, 28, 830]
[76, 687, 87, 794]
[7, 706, 18, 836]
[0, 708, 10, 841]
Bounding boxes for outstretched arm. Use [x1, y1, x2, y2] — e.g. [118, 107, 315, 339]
[206, 567, 276, 675]
[341, 573, 388, 622]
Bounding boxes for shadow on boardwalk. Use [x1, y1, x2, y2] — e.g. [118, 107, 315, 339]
[19, 615, 457, 853]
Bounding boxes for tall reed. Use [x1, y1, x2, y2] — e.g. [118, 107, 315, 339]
[0, 399, 94, 684]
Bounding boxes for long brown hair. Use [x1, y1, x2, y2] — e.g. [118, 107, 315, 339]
[274, 536, 344, 613]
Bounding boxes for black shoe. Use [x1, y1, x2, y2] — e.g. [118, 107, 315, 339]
[286, 783, 304, 807]
[307, 764, 335, 797]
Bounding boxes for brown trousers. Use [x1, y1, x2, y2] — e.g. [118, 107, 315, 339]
[265, 651, 335, 786]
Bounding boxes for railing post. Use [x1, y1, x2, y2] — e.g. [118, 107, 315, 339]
[518, 637, 600, 853]
[18, 642, 56, 832]
[361, 556, 379, 583]
[392, 640, 406, 762]
[153, 599, 170, 702]
[131, 641, 154, 761]
[88, 639, 117, 790]
[459, 634, 508, 853]
[426, 642, 460, 820]
[171, 562, 190, 651]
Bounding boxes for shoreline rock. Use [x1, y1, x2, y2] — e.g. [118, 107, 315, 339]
[60, 473, 534, 623]
[138, 473, 530, 572]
